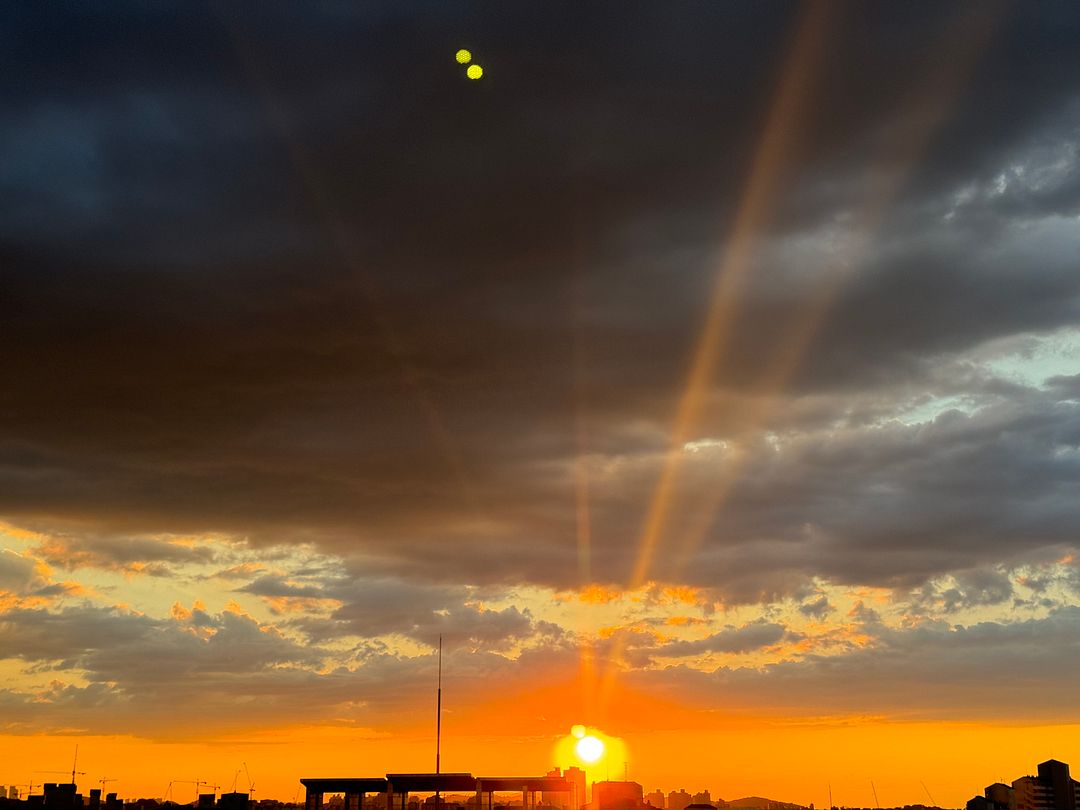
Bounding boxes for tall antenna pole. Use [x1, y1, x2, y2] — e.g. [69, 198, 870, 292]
[435, 635, 442, 809]
[436, 635, 442, 776]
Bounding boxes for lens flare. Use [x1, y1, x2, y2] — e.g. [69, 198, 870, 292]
[571, 724, 586, 739]
[455, 49, 473, 64]
[575, 735, 604, 764]
[466, 64, 484, 80]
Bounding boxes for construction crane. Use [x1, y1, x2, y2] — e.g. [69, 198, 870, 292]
[197, 781, 221, 802]
[99, 779, 119, 793]
[36, 744, 86, 787]
[10, 782, 37, 799]
[920, 782, 937, 807]
[243, 763, 256, 801]
[35, 770, 87, 785]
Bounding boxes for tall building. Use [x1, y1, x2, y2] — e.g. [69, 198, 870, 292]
[566, 768, 587, 809]
[692, 793, 712, 807]
[645, 791, 665, 808]
[969, 760, 1080, 810]
[1038, 761, 1079, 810]
[546, 767, 586, 810]
[668, 791, 692, 810]
[220, 792, 251, 810]
[43, 783, 78, 810]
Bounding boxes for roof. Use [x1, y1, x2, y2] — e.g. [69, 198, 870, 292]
[300, 774, 573, 794]
[300, 779, 389, 794]
[386, 774, 477, 793]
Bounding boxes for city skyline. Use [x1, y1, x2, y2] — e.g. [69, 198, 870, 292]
[2, 1, 1080, 807]
[3, 756, 1079, 810]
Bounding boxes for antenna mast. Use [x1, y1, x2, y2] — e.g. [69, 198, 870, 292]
[435, 635, 443, 810]
[436, 634, 442, 776]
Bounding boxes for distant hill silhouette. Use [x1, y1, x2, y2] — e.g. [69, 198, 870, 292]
[728, 797, 808, 810]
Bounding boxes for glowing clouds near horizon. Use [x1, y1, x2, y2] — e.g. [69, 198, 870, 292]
[554, 725, 627, 771]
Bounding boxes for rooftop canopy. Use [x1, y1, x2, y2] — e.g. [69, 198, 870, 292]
[300, 779, 389, 794]
[386, 774, 477, 793]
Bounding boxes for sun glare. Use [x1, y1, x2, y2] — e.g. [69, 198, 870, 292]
[554, 725, 626, 770]
[575, 735, 605, 764]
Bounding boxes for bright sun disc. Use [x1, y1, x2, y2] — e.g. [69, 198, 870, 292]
[575, 735, 604, 763]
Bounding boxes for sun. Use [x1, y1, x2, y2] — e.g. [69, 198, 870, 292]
[575, 734, 605, 764]
[553, 724, 625, 769]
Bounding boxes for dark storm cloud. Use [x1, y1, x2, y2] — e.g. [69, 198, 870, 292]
[3, 1, 1080, 601]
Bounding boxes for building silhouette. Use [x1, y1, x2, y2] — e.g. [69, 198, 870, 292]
[968, 760, 1080, 810]
[590, 782, 642, 810]
[220, 794, 251, 810]
[301, 772, 574, 810]
[668, 791, 692, 810]
[645, 792, 665, 809]
[544, 768, 585, 810]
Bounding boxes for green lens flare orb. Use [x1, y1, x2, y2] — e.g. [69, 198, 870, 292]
[455, 49, 472, 64]
[466, 64, 483, 80]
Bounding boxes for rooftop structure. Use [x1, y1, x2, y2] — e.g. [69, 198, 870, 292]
[301, 773, 574, 810]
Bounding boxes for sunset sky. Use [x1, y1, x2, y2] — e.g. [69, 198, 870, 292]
[2, 2, 1080, 807]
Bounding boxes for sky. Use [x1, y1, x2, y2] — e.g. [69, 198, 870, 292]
[2, 1, 1080, 806]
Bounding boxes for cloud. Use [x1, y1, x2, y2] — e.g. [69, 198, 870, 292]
[653, 622, 788, 658]
[2, 1, 1080, 739]
[798, 596, 833, 620]
[608, 606, 1080, 724]
[32, 533, 217, 575]
[0, 549, 46, 594]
